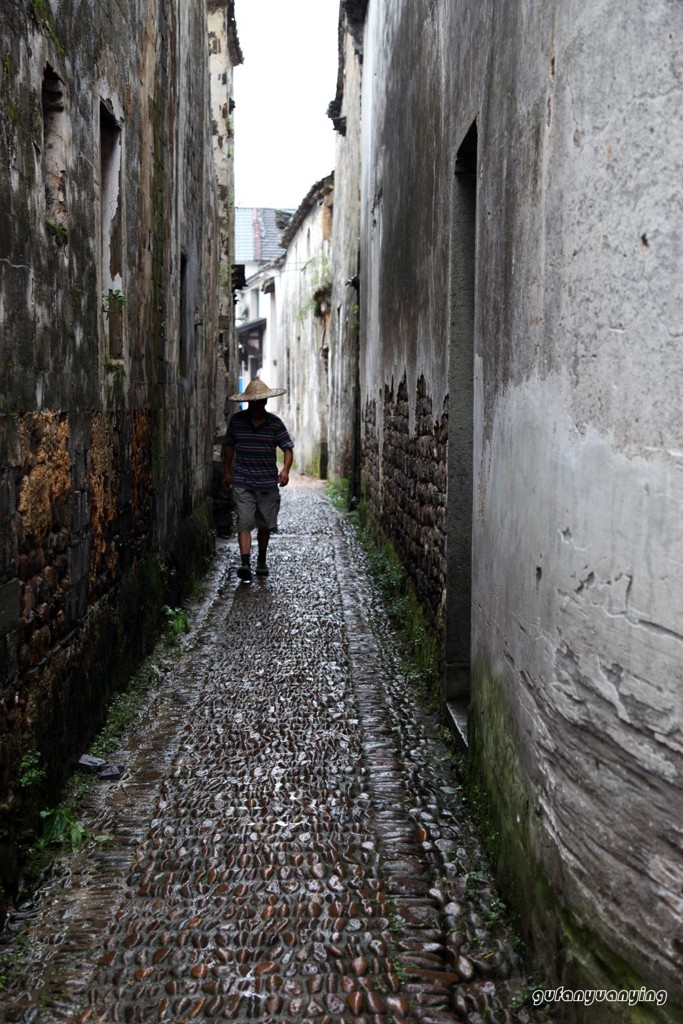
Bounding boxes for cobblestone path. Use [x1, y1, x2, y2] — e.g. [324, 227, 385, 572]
[0, 481, 551, 1024]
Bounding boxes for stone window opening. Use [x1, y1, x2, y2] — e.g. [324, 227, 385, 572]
[99, 100, 124, 360]
[41, 64, 67, 228]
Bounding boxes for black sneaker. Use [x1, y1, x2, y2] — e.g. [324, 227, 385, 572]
[237, 564, 252, 583]
[256, 558, 269, 577]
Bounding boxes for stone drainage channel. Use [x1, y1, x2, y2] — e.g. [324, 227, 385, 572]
[0, 481, 555, 1024]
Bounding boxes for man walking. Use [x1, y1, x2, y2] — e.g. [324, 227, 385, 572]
[222, 378, 295, 583]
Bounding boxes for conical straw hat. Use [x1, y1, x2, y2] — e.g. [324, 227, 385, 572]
[227, 378, 287, 402]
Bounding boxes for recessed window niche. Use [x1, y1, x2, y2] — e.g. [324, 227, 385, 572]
[41, 64, 67, 228]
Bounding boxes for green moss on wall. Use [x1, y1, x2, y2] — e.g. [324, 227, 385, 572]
[29, 0, 64, 55]
[467, 659, 681, 1023]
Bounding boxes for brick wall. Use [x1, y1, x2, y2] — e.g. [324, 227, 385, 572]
[363, 375, 448, 635]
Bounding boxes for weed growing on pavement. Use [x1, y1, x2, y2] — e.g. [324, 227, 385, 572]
[40, 807, 90, 852]
[389, 950, 406, 984]
[325, 477, 350, 510]
[18, 750, 47, 790]
[380, 889, 408, 982]
[163, 605, 190, 637]
[0, 951, 9, 991]
[90, 662, 160, 758]
[483, 896, 508, 927]
[454, 751, 501, 860]
[509, 980, 547, 1011]
[0, 933, 33, 992]
[465, 870, 489, 899]
[24, 787, 113, 882]
[386, 903, 402, 934]
[382, 906, 407, 983]
[20, 660, 159, 890]
[333, 494, 442, 704]
[68, 774, 91, 801]
[435, 725, 453, 747]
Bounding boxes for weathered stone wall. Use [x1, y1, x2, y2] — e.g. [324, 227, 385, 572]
[0, 0, 218, 884]
[208, 0, 241, 433]
[328, 12, 363, 488]
[356, 0, 683, 1013]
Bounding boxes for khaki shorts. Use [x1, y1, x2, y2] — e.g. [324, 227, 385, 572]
[233, 487, 281, 533]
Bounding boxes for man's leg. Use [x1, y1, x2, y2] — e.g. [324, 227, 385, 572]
[237, 529, 253, 581]
[232, 489, 256, 581]
[254, 490, 280, 576]
[256, 528, 271, 575]
[256, 528, 271, 554]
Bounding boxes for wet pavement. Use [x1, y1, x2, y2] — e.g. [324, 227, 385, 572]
[0, 480, 552, 1023]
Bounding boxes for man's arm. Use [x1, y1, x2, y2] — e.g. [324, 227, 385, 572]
[222, 443, 235, 490]
[278, 447, 293, 487]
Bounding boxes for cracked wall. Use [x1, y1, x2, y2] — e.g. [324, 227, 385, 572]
[357, 0, 683, 1013]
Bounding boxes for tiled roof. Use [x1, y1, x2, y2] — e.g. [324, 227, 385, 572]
[234, 208, 294, 264]
[280, 174, 334, 249]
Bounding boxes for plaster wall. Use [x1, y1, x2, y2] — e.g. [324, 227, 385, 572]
[276, 187, 333, 477]
[359, 0, 683, 1008]
[259, 284, 280, 392]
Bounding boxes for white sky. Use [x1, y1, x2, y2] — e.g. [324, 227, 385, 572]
[233, 0, 339, 210]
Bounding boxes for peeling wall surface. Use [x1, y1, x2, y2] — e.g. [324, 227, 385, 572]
[0, 0, 218, 850]
[356, 0, 683, 1011]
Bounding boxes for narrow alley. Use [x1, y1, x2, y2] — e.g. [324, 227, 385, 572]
[0, 482, 548, 1024]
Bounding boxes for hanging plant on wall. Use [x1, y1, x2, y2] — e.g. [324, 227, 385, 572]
[101, 289, 126, 319]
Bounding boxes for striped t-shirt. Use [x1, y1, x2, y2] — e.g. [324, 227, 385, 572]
[225, 410, 294, 491]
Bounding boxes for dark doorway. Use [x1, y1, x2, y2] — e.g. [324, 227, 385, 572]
[445, 121, 477, 709]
